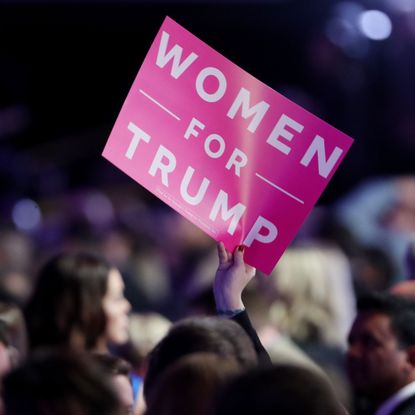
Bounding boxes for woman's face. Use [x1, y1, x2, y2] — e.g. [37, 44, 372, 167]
[102, 268, 131, 345]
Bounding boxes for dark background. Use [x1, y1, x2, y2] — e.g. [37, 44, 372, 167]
[1, 0, 414, 216]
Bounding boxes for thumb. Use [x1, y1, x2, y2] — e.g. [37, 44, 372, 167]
[246, 265, 256, 278]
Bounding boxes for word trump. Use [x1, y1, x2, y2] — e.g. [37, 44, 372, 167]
[156, 30, 344, 179]
[103, 16, 354, 274]
[126, 121, 278, 247]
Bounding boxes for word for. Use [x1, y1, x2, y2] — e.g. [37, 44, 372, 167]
[125, 121, 278, 246]
[155, 30, 344, 179]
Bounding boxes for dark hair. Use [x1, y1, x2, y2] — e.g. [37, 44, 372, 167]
[92, 353, 132, 377]
[356, 291, 415, 347]
[25, 252, 110, 351]
[214, 364, 345, 415]
[2, 350, 122, 415]
[143, 316, 257, 402]
[146, 353, 241, 415]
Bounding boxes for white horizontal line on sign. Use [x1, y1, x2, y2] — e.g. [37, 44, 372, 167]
[255, 173, 304, 204]
[139, 89, 181, 121]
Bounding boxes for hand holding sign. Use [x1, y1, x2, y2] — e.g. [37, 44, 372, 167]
[214, 242, 256, 314]
[103, 16, 354, 273]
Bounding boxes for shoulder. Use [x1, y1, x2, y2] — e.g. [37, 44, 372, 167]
[392, 395, 415, 415]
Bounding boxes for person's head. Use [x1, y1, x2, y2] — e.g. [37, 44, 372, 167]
[346, 292, 415, 402]
[25, 252, 130, 352]
[143, 316, 257, 403]
[213, 364, 345, 415]
[268, 243, 355, 348]
[92, 353, 134, 415]
[146, 352, 241, 415]
[2, 350, 122, 415]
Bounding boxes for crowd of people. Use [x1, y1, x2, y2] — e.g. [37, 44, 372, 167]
[0, 176, 415, 414]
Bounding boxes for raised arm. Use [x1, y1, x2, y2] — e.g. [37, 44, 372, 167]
[213, 242, 271, 365]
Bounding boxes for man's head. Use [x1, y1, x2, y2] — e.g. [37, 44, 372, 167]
[213, 363, 345, 415]
[346, 292, 415, 403]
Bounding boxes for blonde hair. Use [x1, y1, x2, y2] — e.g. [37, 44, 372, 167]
[269, 243, 355, 348]
[128, 312, 171, 363]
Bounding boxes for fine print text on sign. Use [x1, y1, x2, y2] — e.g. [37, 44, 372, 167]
[103, 16, 354, 274]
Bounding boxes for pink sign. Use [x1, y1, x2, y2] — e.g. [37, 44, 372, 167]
[103, 16, 354, 274]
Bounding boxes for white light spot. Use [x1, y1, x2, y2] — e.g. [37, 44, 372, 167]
[358, 10, 393, 40]
[12, 199, 42, 231]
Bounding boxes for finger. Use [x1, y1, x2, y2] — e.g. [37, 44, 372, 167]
[220, 241, 233, 263]
[217, 241, 228, 264]
[233, 245, 246, 266]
